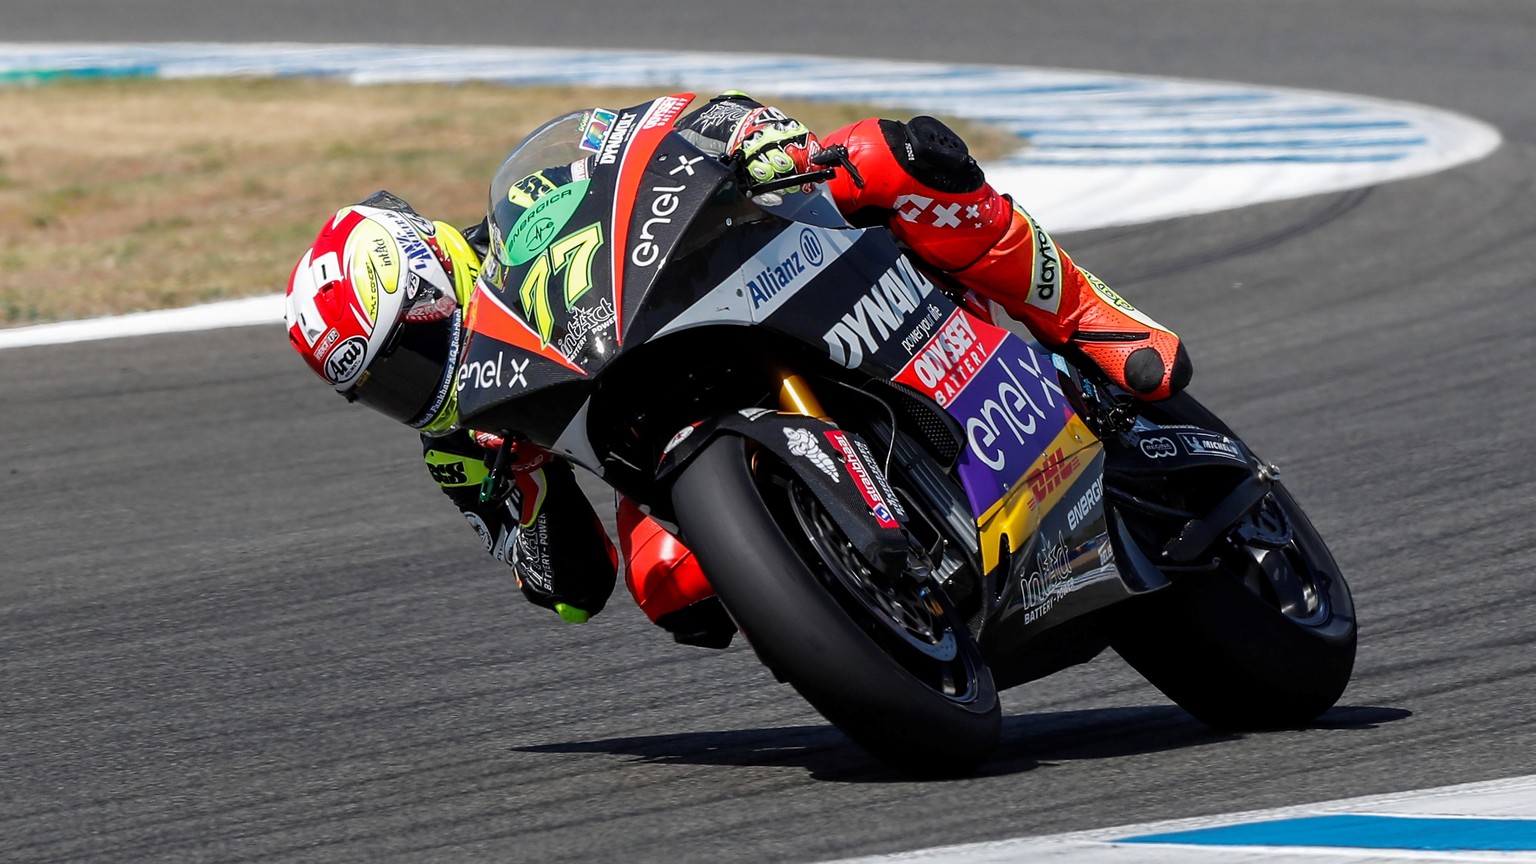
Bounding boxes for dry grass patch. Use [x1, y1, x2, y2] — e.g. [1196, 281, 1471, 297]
[0, 77, 1017, 325]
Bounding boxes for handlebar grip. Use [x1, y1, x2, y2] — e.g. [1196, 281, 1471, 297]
[745, 168, 838, 195]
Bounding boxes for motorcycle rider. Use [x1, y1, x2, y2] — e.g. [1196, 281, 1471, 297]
[284, 93, 1192, 647]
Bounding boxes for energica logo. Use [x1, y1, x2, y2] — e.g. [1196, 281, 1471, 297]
[1066, 475, 1104, 532]
[502, 180, 590, 267]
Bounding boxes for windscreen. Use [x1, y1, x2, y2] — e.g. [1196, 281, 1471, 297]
[485, 110, 603, 256]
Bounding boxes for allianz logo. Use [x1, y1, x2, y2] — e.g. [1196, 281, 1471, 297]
[747, 228, 828, 309]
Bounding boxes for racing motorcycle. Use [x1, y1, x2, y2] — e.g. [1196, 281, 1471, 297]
[456, 95, 1358, 776]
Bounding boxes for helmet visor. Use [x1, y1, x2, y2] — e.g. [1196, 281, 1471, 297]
[347, 307, 461, 427]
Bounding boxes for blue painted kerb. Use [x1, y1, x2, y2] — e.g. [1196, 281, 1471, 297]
[1118, 814, 1536, 852]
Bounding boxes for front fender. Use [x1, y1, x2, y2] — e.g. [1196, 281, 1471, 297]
[661, 410, 911, 577]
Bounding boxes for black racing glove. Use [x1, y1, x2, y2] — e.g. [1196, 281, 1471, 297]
[423, 431, 618, 621]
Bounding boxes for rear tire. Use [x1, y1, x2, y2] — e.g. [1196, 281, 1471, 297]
[1111, 479, 1357, 729]
[673, 435, 1000, 776]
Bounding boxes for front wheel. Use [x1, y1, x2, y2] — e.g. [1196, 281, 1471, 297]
[672, 435, 1000, 777]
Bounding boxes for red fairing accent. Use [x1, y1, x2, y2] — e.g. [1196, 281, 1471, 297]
[474, 434, 555, 473]
[595, 509, 620, 573]
[609, 93, 696, 346]
[465, 283, 587, 374]
[616, 497, 715, 623]
[893, 308, 1006, 408]
[509, 465, 547, 526]
[822, 119, 1011, 271]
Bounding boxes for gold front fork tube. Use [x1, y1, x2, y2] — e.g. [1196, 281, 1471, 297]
[777, 373, 829, 419]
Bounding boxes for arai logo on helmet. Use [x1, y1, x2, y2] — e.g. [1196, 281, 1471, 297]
[324, 336, 369, 384]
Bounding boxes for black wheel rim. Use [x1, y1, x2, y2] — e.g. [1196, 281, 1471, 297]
[786, 480, 987, 703]
[1224, 491, 1332, 626]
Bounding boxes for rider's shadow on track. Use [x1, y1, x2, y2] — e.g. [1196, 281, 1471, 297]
[512, 704, 1410, 783]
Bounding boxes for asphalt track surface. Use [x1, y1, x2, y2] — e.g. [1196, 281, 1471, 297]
[4, 3, 1535, 862]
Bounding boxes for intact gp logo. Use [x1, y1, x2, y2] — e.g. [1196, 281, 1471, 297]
[1139, 436, 1177, 458]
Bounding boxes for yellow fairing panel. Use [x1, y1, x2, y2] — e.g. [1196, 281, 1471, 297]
[976, 413, 1101, 574]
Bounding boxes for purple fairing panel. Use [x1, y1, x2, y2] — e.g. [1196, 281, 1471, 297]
[895, 309, 1078, 516]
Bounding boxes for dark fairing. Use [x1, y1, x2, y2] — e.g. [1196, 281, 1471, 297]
[453, 99, 1350, 703]
[457, 97, 941, 507]
[455, 99, 1131, 659]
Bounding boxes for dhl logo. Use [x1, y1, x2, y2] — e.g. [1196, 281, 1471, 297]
[1027, 448, 1076, 501]
[973, 418, 1098, 576]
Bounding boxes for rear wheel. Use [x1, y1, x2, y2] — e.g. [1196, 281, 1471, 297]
[1109, 395, 1357, 729]
[672, 435, 1000, 776]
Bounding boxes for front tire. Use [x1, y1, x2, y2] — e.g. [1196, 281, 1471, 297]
[672, 435, 1000, 776]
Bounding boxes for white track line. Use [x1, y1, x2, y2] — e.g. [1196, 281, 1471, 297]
[822, 774, 1536, 864]
[0, 42, 1500, 349]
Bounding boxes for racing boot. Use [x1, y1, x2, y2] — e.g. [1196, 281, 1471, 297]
[823, 116, 1192, 399]
[617, 497, 735, 649]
